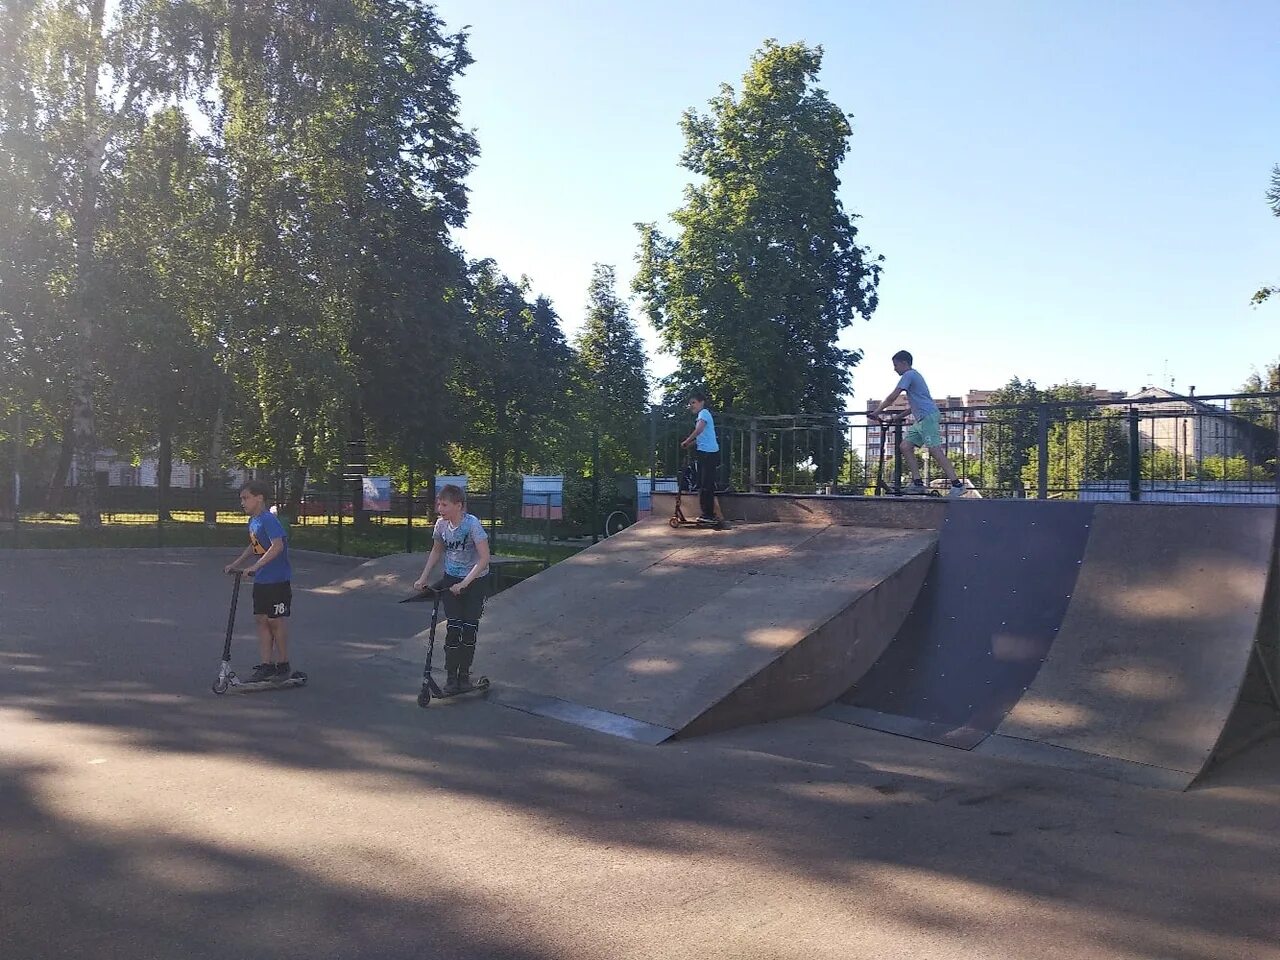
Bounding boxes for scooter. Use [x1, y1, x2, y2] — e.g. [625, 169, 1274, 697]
[870, 412, 946, 498]
[211, 573, 308, 694]
[401, 585, 491, 707]
[669, 457, 726, 529]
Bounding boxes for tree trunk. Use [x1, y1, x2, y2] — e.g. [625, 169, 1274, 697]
[45, 414, 76, 513]
[157, 417, 173, 521]
[71, 0, 107, 527]
[203, 395, 225, 526]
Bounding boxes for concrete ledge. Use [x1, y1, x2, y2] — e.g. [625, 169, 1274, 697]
[652, 491, 947, 529]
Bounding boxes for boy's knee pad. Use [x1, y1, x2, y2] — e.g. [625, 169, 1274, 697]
[444, 619, 463, 650]
[461, 621, 478, 649]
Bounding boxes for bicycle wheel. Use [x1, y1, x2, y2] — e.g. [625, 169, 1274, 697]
[604, 510, 630, 537]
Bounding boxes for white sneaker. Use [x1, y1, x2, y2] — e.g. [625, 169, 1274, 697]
[947, 483, 966, 498]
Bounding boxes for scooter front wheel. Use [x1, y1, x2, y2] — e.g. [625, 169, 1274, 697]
[212, 677, 229, 695]
[668, 517, 680, 528]
[417, 686, 432, 708]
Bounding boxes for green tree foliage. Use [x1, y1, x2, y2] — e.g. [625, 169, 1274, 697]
[573, 265, 650, 477]
[1, 0, 214, 522]
[1232, 358, 1280, 423]
[634, 40, 881, 415]
[2, 1, 480, 520]
[838, 446, 867, 493]
[1230, 359, 1279, 474]
[453, 261, 574, 483]
[1199, 455, 1270, 481]
[94, 108, 229, 517]
[985, 380, 1128, 497]
[981, 378, 1041, 496]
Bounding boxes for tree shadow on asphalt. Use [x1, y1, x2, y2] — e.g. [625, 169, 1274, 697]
[0, 758, 558, 960]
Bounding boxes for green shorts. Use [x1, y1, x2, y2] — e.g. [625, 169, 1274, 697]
[904, 413, 942, 448]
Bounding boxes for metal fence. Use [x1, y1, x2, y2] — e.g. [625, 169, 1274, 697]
[649, 391, 1280, 502]
[7, 392, 1279, 537]
[0, 478, 590, 565]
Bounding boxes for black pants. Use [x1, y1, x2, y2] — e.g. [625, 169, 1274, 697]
[438, 573, 488, 623]
[435, 574, 489, 676]
[695, 449, 721, 519]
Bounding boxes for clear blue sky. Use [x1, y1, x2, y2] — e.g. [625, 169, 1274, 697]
[432, 0, 1279, 408]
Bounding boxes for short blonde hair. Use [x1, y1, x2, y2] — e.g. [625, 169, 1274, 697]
[437, 483, 465, 505]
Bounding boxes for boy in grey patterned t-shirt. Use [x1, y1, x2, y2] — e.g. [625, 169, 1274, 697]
[413, 484, 491, 694]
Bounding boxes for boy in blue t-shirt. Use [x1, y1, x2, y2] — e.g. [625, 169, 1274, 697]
[871, 350, 964, 496]
[679, 390, 721, 523]
[413, 484, 491, 695]
[224, 480, 295, 681]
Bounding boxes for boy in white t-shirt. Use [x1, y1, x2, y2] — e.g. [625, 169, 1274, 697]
[413, 484, 491, 694]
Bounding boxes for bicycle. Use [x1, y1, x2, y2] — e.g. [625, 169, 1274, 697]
[603, 509, 631, 537]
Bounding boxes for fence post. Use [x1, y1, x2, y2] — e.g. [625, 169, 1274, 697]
[648, 406, 657, 494]
[336, 485, 345, 555]
[892, 420, 903, 494]
[1274, 409, 1280, 497]
[749, 419, 759, 493]
[1036, 403, 1049, 500]
[1128, 407, 1141, 502]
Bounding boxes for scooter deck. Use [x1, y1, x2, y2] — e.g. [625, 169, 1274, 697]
[418, 676, 491, 707]
[214, 670, 308, 695]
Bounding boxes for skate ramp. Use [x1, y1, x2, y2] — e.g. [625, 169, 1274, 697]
[389, 519, 937, 740]
[313, 553, 427, 601]
[824, 501, 1094, 748]
[313, 551, 545, 603]
[980, 503, 1280, 788]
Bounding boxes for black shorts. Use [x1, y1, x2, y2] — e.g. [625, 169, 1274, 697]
[252, 581, 292, 619]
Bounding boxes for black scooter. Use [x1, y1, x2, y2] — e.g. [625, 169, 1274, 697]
[669, 457, 726, 529]
[400, 586, 491, 707]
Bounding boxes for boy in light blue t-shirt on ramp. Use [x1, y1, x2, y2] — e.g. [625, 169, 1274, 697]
[679, 390, 721, 523]
[871, 350, 965, 497]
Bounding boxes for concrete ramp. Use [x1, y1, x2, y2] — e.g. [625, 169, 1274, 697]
[981, 503, 1279, 787]
[826, 501, 1094, 748]
[391, 519, 937, 740]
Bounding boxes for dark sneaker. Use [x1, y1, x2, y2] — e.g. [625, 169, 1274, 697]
[456, 671, 473, 692]
[443, 672, 461, 697]
[275, 661, 292, 679]
[249, 663, 277, 683]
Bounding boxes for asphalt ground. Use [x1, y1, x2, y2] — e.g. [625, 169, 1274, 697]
[3, 549, 1278, 960]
